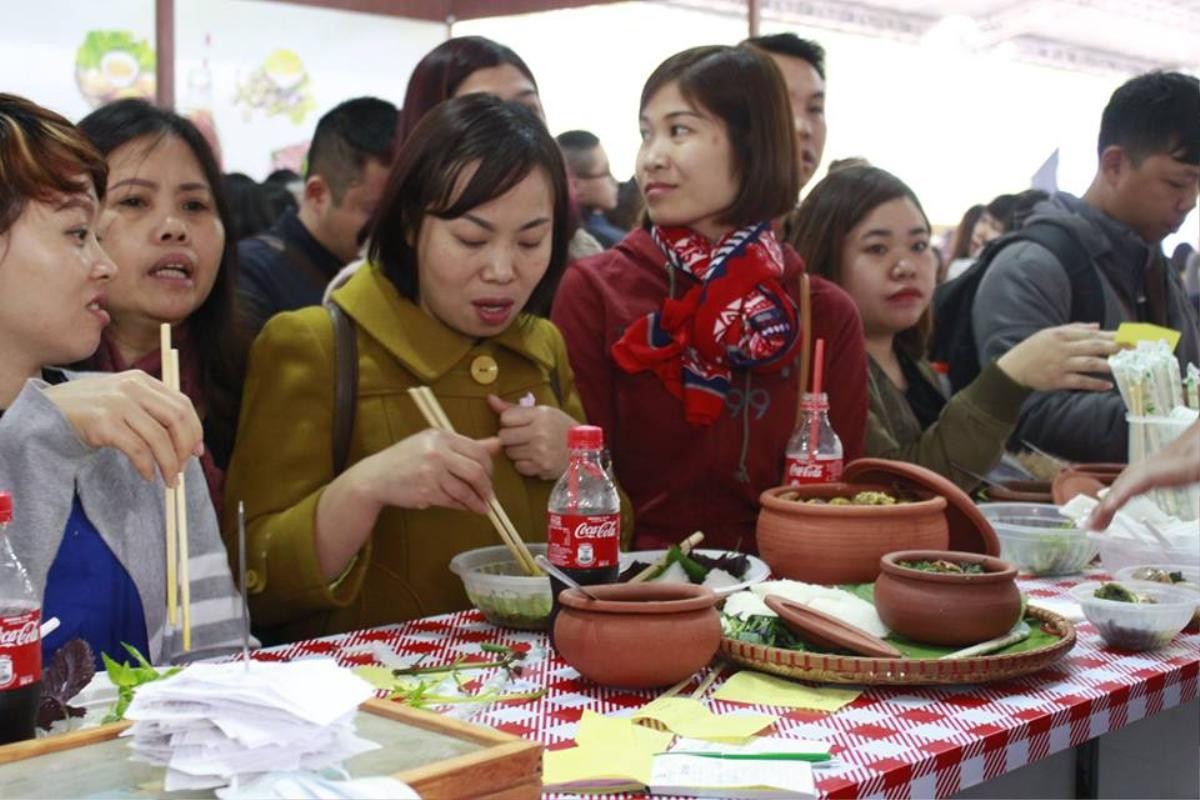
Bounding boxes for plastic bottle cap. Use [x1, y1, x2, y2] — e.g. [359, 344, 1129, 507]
[0, 492, 10, 523]
[567, 425, 604, 449]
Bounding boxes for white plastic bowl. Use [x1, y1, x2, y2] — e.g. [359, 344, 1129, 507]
[449, 544, 553, 630]
[1087, 531, 1200, 574]
[978, 502, 1098, 576]
[1069, 580, 1195, 650]
[1114, 565, 1200, 627]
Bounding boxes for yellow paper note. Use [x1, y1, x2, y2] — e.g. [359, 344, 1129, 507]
[1116, 322, 1181, 352]
[574, 709, 674, 751]
[712, 670, 861, 712]
[543, 711, 673, 789]
[542, 744, 650, 789]
[631, 696, 776, 741]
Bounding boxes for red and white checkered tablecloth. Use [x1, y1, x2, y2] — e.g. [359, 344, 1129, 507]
[250, 572, 1199, 799]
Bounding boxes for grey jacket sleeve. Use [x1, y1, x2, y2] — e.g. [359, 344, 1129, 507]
[972, 241, 1127, 462]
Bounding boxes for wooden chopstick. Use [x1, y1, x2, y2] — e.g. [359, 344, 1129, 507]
[166, 348, 191, 651]
[405, 387, 541, 576]
[628, 531, 705, 584]
[160, 325, 178, 629]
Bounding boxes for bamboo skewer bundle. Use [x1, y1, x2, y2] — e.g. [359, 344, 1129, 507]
[405, 386, 541, 576]
[160, 324, 192, 651]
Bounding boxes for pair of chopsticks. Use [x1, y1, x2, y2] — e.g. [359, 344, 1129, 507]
[406, 386, 541, 577]
[160, 323, 191, 652]
[637, 663, 727, 732]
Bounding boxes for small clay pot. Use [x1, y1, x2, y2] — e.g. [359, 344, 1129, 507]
[552, 582, 721, 688]
[757, 483, 949, 584]
[875, 549, 1021, 647]
[1052, 469, 1106, 505]
[989, 480, 1053, 504]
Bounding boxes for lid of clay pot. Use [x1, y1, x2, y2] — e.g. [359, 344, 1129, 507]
[843, 458, 1000, 556]
[1072, 463, 1124, 481]
[1052, 470, 1106, 506]
[764, 595, 902, 658]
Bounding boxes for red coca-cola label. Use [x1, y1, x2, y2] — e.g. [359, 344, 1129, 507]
[784, 456, 843, 486]
[0, 608, 41, 690]
[547, 513, 620, 570]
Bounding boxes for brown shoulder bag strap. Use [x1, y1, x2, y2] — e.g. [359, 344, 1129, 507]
[326, 303, 358, 475]
[795, 272, 813, 430]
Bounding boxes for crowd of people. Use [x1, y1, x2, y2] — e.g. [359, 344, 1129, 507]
[1, 31, 1197, 661]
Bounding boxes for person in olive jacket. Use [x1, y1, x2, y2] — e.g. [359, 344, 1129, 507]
[788, 166, 1122, 491]
[223, 95, 629, 644]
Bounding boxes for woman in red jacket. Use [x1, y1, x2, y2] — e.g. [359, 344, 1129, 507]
[552, 45, 868, 552]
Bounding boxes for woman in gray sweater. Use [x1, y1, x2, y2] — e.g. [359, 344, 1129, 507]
[0, 93, 244, 666]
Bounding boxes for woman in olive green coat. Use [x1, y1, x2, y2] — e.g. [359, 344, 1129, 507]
[788, 166, 1121, 491]
[224, 95, 628, 643]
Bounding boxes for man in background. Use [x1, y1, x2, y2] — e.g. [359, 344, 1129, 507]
[238, 96, 398, 334]
[557, 129, 625, 248]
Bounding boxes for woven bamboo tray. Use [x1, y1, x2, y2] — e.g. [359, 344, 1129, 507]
[719, 605, 1076, 686]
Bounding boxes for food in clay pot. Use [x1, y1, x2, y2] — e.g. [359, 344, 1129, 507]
[552, 583, 722, 688]
[756, 482, 949, 584]
[874, 550, 1022, 647]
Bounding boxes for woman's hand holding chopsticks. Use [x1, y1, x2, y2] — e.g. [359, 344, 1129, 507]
[43, 370, 204, 485]
[313, 430, 501, 580]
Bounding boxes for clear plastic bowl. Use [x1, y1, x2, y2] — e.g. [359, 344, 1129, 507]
[1086, 531, 1200, 574]
[978, 502, 1099, 576]
[449, 544, 552, 630]
[1114, 565, 1200, 627]
[1069, 580, 1195, 650]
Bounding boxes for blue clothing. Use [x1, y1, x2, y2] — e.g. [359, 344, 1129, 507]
[41, 495, 148, 670]
[583, 209, 628, 250]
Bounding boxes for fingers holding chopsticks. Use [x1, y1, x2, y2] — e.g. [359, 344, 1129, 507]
[359, 429, 500, 515]
[43, 370, 204, 485]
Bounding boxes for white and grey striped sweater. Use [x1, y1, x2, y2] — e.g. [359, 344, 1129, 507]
[0, 378, 247, 664]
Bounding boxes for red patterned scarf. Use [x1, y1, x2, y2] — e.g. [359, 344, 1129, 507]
[612, 222, 801, 425]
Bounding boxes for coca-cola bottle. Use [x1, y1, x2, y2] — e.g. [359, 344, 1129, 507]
[0, 492, 41, 745]
[547, 426, 620, 621]
[784, 392, 844, 486]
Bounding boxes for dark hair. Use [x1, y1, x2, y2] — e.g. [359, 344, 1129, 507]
[1005, 189, 1049, 230]
[222, 173, 276, 243]
[367, 94, 570, 318]
[641, 45, 798, 226]
[742, 33, 825, 79]
[76, 99, 246, 469]
[1099, 71, 1200, 165]
[307, 97, 398, 200]
[0, 93, 107, 237]
[265, 168, 300, 186]
[789, 165, 932, 358]
[400, 36, 538, 143]
[945, 203, 985, 267]
[606, 175, 642, 232]
[556, 129, 603, 176]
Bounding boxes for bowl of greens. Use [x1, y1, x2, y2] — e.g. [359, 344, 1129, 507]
[1070, 580, 1194, 650]
[977, 502, 1098, 576]
[450, 544, 552, 630]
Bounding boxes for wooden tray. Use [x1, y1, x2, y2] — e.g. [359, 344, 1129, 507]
[0, 698, 541, 799]
[720, 605, 1076, 686]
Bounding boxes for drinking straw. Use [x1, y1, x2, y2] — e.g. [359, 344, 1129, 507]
[160, 324, 177, 628]
[406, 387, 540, 576]
[807, 338, 826, 458]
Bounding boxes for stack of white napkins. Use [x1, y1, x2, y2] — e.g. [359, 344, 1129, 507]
[123, 658, 379, 792]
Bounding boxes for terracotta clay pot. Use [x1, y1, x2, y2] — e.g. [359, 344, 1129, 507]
[989, 480, 1053, 504]
[756, 483, 949, 584]
[552, 582, 721, 688]
[874, 550, 1021, 647]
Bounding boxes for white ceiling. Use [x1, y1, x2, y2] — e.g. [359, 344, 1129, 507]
[667, 0, 1200, 75]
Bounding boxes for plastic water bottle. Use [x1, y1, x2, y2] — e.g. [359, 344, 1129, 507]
[784, 392, 844, 485]
[547, 426, 620, 606]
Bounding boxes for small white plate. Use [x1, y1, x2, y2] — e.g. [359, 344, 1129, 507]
[619, 549, 770, 594]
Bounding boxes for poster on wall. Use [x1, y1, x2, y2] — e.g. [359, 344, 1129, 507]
[75, 30, 156, 107]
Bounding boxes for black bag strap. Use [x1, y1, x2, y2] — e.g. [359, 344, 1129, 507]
[1017, 222, 1104, 324]
[327, 303, 358, 476]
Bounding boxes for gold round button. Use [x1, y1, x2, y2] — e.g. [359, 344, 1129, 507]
[470, 354, 499, 385]
[244, 569, 261, 592]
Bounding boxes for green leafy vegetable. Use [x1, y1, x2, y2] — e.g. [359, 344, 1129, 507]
[720, 613, 806, 650]
[101, 642, 181, 723]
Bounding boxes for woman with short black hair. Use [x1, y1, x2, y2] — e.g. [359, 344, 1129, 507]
[552, 45, 869, 552]
[224, 94, 628, 642]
